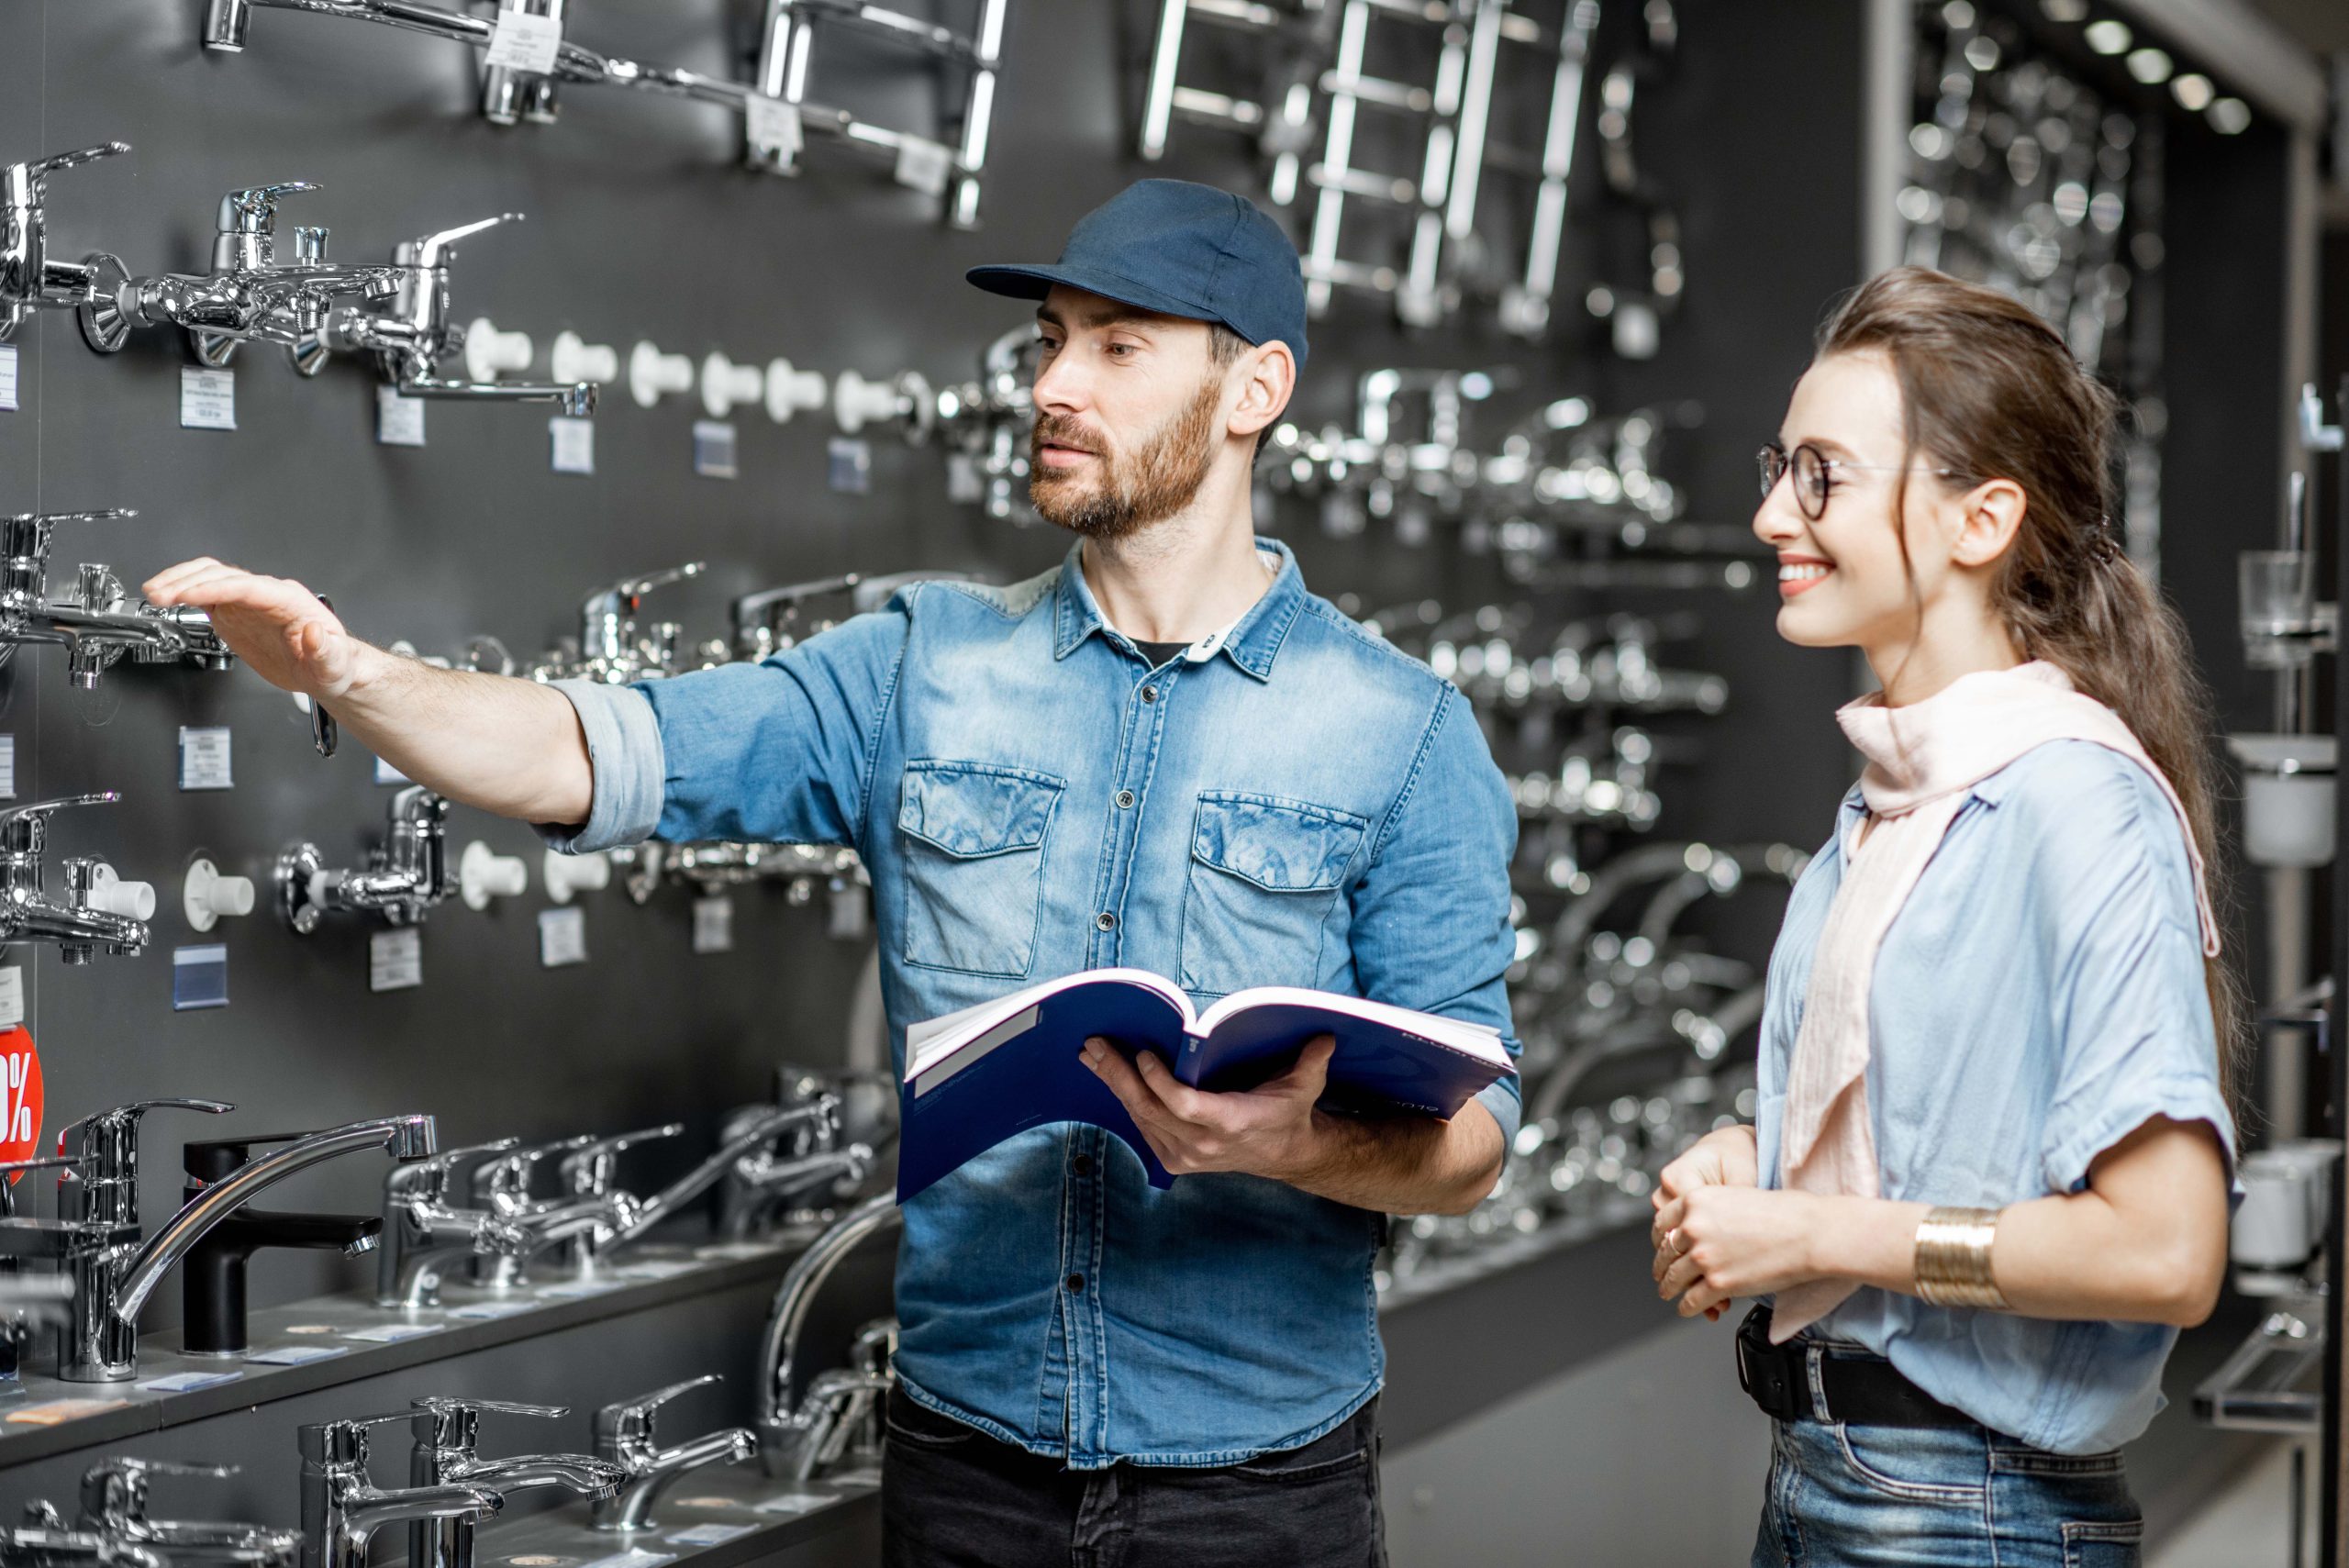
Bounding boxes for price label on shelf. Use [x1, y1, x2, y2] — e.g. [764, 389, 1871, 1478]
[376, 385, 426, 447]
[173, 945, 229, 1013]
[369, 928, 422, 993]
[692, 419, 738, 479]
[244, 1343, 351, 1366]
[827, 436, 870, 494]
[745, 93, 802, 161]
[178, 726, 234, 791]
[538, 906, 587, 968]
[484, 8, 562, 72]
[373, 755, 411, 786]
[551, 415, 595, 475]
[692, 895, 733, 955]
[138, 1369, 244, 1394]
[179, 367, 236, 430]
[893, 136, 954, 197]
[341, 1321, 441, 1343]
[0, 343, 18, 412]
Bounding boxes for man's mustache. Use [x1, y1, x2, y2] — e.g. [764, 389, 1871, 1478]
[1031, 416, 1110, 459]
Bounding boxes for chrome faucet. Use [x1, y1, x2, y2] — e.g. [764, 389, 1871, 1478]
[375, 1140, 532, 1310]
[532, 562, 707, 685]
[549, 1123, 682, 1274]
[2, 142, 130, 348]
[297, 1412, 500, 1568]
[0, 511, 235, 689]
[71, 1458, 302, 1568]
[0, 795, 153, 964]
[50, 1106, 435, 1382]
[755, 1193, 902, 1480]
[277, 785, 452, 933]
[935, 324, 1038, 520]
[0, 1154, 75, 1393]
[462, 1137, 624, 1290]
[717, 1083, 877, 1239]
[298, 214, 596, 415]
[0, 1521, 164, 1568]
[84, 183, 400, 367]
[589, 1376, 755, 1531]
[406, 1398, 623, 1568]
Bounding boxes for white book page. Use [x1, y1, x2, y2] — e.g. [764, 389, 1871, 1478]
[905, 968, 1193, 1082]
[1196, 987, 1509, 1064]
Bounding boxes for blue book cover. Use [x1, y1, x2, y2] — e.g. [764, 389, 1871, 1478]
[896, 969, 1513, 1201]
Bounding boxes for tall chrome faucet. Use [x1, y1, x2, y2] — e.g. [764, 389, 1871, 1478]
[46, 1105, 435, 1382]
[406, 1398, 623, 1568]
[68, 1457, 303, 1568]
[375, 1140, 532, 1309]
[0, 511, 235, 689]
[297, 1412, 500, 1568]
[590, 1377, 755, 1532]
[83, 182, 400, 364]
[297, 213, 596, 415]
[1, 141, 130, 347]
[278, 786, 452, 933]
[0, 795, 154, 964]
[756, 1193, 902, 1480]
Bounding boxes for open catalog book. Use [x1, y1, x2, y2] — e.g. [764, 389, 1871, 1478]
[897, 967, 1514, 1200]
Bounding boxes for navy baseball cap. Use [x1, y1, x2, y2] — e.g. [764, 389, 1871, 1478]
[967, 179, 1308, 371]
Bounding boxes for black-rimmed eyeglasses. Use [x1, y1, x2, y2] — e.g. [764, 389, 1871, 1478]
[1757, 441, 1961, 521]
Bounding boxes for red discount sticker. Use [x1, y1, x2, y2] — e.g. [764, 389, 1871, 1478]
[0, 1028, 42, 1178]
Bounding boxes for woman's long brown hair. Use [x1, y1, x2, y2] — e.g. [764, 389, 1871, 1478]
[1818, 266, 2246, 1101]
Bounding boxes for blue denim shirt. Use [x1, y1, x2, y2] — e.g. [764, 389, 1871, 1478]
[547, 539, 1522, 1465]
[1754, 741, 2238, 1454]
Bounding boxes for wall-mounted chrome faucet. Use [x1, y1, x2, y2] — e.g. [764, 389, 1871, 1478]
[756, 1193, 902, 1480]
[0, 795, 154, 963]
[590, 1376, 755, 1532]
[406, 1398, 623, 1568]
[48, 1105, 435, 1382]
[83, 183, 401, 365]
[297, 1412, 501, 1568]
[295, 213, 596, 415]
[277, 785, 451, 933]
[2, 141, 130, 347]
[529, 562, 707, 685]
[0, 511, 235, 689]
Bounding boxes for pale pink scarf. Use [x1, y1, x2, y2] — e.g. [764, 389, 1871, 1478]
[1769, 660, 2220, 1340]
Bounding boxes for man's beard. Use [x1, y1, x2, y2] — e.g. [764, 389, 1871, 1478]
[1028, 373, 1224, 539]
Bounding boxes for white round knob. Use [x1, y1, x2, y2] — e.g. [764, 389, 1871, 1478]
[700, 351, 764, 420]
[833, 370, 903, 434]
[542, 847, 613, 904]
[460, 840, 529, 911]
[463, 317, 535, 385]
[182, 858, 255, 933]
[763, 359, 828, 424]
[551, 329, 618, 385]
[629, 340, 696, 409]
[87, 864, 156, 922]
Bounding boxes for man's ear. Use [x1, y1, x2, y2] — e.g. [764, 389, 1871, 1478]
[1950, 477, 2027, 569]
[1228, 340, 1296, 440]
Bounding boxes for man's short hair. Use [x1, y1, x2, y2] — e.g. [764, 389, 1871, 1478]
[1208, 323, 1278, 461]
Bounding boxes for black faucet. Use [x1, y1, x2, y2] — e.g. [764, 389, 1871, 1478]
[180, 1134, 384, 1357]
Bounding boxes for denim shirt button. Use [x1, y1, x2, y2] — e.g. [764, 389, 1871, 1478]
[1066, 1274, 1085, 1293]
[1071, 1154, 1094, 1177]
[1140, 685, 1159, 704]
[1115, 789, 1136, 809]
[1095, 911, 1117, 931]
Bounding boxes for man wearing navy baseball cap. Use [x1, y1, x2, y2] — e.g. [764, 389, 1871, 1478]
[141, 179, 1521, 1568]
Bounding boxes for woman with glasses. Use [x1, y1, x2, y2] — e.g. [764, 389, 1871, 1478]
[1648, 266, 2238, 1567]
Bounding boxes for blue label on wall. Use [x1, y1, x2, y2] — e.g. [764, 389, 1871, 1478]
[173, 944, 228, 1011]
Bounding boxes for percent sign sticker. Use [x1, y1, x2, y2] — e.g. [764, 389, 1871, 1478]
[0, 1027, 44, 1179]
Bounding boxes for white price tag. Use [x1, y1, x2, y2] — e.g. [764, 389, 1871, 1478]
[177, 726, 233, 791]
[179, 367, 236, 430]
[373, 755, 410, 786]
[893, 136, 954, 197]
[0, 343, 17, 412]
[692, 895, 734, 954]
[551, 415, 595, 474]
[0, 967, 23, 1029]
[483, 7, 562, 72]
[746, 92, 803, 161]
[376, 385, 426, 447]
[692, 419, 738, 480]
[0, 735, 15, 799]
[138, 1370, 244, 1394]
[244, 1343, 351, 1366]
[538, 906, 587, 968]
[667, 1525, 756, 1549]
[341, 1321, 441, 1343]
[369, 928, 422, 993]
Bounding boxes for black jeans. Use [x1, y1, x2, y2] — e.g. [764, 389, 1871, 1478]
[880, 1389, 1387, 1568]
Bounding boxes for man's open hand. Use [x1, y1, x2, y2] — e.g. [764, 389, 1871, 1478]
[1080, 1034, 1337, 1183]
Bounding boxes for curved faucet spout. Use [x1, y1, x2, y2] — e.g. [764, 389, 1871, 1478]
[618, 1102, 838, 1244]
[756, 1194, 901, 1429]
[335, 1484, 501, 1546]
[113, 1115, 435, 1322]
[450, 1454, 623, 1502]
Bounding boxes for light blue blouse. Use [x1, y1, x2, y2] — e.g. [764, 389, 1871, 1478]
[1753, 740, 2238, 1455]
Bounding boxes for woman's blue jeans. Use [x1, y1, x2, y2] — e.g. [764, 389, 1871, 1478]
[1752, 1411, 2143, 1567]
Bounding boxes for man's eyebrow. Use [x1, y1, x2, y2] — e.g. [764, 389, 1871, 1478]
[1036, 302, 1173, 332]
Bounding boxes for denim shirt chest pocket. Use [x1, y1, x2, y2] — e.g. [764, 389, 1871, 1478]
[1179, 791, 1368, 997]
[897, 759, 1066, 978]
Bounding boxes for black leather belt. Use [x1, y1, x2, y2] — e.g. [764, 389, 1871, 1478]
[1735, 1305, 1977, 1429]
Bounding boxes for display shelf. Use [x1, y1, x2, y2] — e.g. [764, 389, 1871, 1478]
[0, 1224, 820, 1467]
[471, 1449, 878, 1568]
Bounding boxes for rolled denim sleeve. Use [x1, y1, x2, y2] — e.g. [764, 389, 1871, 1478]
[1350, 684, 1523, 1151]
[540, 679, 667, 854]
[2032, 746, 2237, 1194]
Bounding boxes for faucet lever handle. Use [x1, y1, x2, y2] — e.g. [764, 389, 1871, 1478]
[596, 1374, 718, 1444]
[14, 142, 130, 195]
[558, 1123, 684, 1190]
[217, 181, 318, 235]
[412, 1395, 568, 1420]
[604, 562, 707, 611]
[85, 1456, 237, 1483]
[406, 212, 522, 270]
